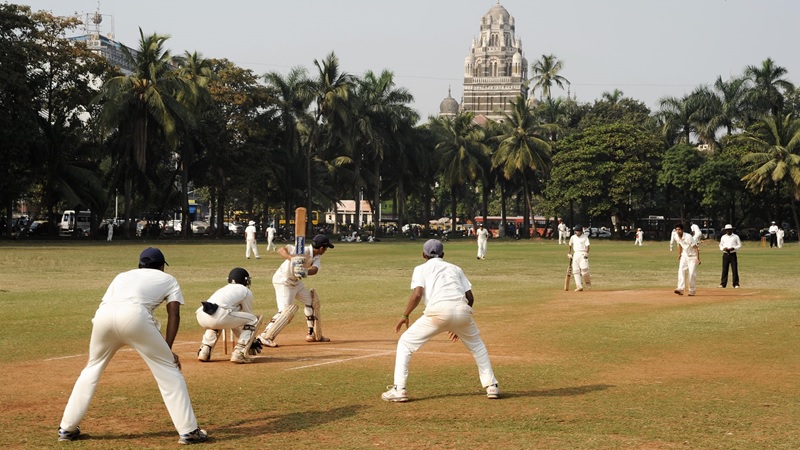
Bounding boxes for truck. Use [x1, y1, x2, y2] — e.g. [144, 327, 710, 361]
[59, 210, 91, 236]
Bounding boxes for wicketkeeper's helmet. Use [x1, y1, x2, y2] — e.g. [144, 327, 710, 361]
[228, 267, 251, 287]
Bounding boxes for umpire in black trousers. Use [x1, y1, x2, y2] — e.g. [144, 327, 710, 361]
[718, 224, 741, 288]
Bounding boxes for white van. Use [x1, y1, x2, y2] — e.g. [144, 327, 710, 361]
[59, 210, 91, 236]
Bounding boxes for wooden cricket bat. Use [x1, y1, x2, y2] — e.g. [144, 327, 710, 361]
[564, 255, 573, 291]
[294, 207, 307, 255]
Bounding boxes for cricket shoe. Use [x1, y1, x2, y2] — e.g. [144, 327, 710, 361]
[574, 288, 583, 292]
[58, 427, 80, 442]
[178, 428, 208, 445]
[381, 385, 408, 402]
[257, 337, 278, 348]
[306, 334, 331, 342]
[197, 345, 211, 362]
[674, 289, 684, 295]
[230, 350, 253, 364]
[486, 384, 501, 399]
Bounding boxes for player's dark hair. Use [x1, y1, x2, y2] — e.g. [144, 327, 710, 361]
[675, 223, 684, 231]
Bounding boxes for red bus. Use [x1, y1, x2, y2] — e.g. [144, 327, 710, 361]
[474, 216, 551, 238]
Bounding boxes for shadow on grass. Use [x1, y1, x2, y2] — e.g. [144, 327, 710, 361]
[415, 384, 614, 402]
[215, 405, 364, 441]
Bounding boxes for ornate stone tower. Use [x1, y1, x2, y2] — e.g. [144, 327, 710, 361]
[461, 1, 528, 122]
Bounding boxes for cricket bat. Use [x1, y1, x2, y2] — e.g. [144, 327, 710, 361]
[564, 255, 573, 291]
[292, 208, 307, 278]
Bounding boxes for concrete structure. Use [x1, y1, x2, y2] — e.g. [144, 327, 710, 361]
[69, 10, 137, 75]
[461, 2, 528, 122]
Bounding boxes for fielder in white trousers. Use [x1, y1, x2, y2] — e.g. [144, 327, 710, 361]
[59, 253, 201, 441]
[384, 239, 498, 401]
[673, 224, 700, 296]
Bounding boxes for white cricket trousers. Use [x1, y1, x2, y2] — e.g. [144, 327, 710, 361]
[571, 251, 590, 289]
[393, 302, 498, 389]
[260, 282, 314, 339]
[246, 239, 259, 258]
[60, 304, 199, 435]
[477, 239, 487, 259]
[196, 307, 259, 346]
[677, 256, 698, 294]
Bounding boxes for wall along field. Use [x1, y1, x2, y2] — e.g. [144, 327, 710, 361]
[1, 238, 799, 449]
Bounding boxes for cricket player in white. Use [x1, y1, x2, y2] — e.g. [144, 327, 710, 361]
[568, 225, 591, 291]
[245, 220, 260, 259]
[634, 228, 643, 246]
[673, 223, 701, 296]
[58, 247, 207, 445]
[557, 218, 568, 245]
[476, 224, 489, 259]
[690, 222, 703, 244]
[196, 267, 261, 363]
[382, 239, 499, 402]
[265, 224, 277, 251]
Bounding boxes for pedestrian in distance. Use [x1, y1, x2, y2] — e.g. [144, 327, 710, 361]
[257, 234, 334, 347]
[634, 228, 643, 246]
[476, 223, 489, 260]
[382, 239, 499, 403]
[106, 220, 114, 242]
[245, 220, 260, 259]
[568, 225, 591, 291]
[777, 227, 784, 248]
[557, 218, 568, 245]
[718, 224, 741, 289]
[196, 268, 263, 364]
[768, 221, 779, 248]
[265, 223, 277, 252]
[58, 247, 208, 445]
[673, 224, 701, 296]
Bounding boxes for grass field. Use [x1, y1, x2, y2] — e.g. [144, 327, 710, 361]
[1, 237, 799, 449]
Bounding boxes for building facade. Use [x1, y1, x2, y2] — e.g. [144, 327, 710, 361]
[459, 2, 528, 122]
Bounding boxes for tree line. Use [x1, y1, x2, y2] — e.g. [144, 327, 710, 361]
[2, 4, 799, 240]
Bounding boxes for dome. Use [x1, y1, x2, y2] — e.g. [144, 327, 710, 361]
[439, 89, 459, 115]
[483, 3, 511, 24]
[512, 52, 522, 64]
[465, 52, 474, 64]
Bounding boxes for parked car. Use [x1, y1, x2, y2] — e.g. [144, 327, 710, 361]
[588, 227, 611, 238]
[163, 219, 181, 235]
[28, 220, 49, 235]
[191, 220, 210, 235]
[226, 221, 244, 236]
[700, 228, 717, 241]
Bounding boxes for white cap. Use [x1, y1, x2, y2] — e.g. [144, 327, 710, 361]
[249, 220, 255, 225]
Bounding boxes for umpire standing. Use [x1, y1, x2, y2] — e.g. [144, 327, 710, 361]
[718, 224, 741, 289]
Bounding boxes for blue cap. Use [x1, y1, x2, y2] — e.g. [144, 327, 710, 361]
[139, 247, 168, 266]
[423, 239, 444, 258]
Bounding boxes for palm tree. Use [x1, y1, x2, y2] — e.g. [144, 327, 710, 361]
[656, 94, 700, 146]
[96, 29, 193, 237]
[429, 113, 490, 231]
[493, 95, 552, 238]
[740, 114, 800, 237]
[530, 54, 570, 100]
[263, 67, 313, 226]
[744, 58, 794, 118]
[601, 89, 625, 105]
[693, 76, 751, 145]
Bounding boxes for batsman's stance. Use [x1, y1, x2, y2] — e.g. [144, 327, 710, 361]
[568, 225, 591, 291]
[196, 268, 263, 364]
[382, 239, 499, 403]
[58, 247, 207, 445]
[257, 234, 334, 347]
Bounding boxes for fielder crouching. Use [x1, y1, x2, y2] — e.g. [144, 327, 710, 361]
[196, 268, 263, 364]
[257, 234, 334, 347]
[568, 225, 591, 292]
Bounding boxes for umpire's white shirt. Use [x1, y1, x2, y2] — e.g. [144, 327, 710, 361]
[100, 268, 184, 313]
[411, 258, 471, 311]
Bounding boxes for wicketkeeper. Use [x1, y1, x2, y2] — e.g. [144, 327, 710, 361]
[257, 234, 334, 347]
[196, 268, 263, 364]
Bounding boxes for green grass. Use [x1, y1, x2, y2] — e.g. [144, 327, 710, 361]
[0, 237, 798, 449]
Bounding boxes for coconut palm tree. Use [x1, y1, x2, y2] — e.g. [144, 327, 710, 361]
[740, 114, 800, 237]
[96, 29, 193, 237]
[429, 113, 490, 231]
[530, 54, 570, 100]
[493, 95, 552, 237]
[744, 58, 794, 118]
[656, 94, 701, 146]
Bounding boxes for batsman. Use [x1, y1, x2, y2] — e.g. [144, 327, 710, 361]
[258, 208, 334, 347]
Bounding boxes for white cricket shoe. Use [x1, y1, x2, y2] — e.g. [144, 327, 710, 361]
[381, 385, 408, 402]
[197, 344, 211, 362]
[257, 337, 278, 348]
[230, 349, 253, 364]
[486, 384, 501, 399]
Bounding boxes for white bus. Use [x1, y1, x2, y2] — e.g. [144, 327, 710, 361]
[59, 210, 91, 236]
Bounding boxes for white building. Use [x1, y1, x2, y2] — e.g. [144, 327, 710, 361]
[326, 200, 373, 227]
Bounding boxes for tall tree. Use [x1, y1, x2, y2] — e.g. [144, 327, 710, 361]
[95, 29, 193, 237]
[493, 95, 552, 237]
[739, 114, 800, 237]
[529, 54, 570, 100]
[744, 58, 794, 118]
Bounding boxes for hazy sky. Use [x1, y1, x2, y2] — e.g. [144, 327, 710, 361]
[17, 0, 800, 119]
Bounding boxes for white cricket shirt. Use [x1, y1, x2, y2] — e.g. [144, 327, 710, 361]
[205, 283, 254, 313]
[100, 268, 184, 313]
[410, 257, 471, 308]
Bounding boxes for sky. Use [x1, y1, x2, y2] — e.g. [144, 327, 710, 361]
[16, 0, 800, 120]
